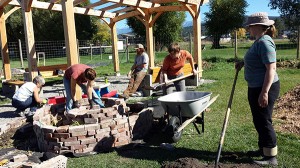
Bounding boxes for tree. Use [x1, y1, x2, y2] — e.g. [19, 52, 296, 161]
[269, 0, 300, 42]
[274, 18, 285, 38]
[204, 0, 248, 49]
[4, 1, 98, 41]
[127, 3, 185, 50]
[92, 20, 111, 45]
[231, 28, 246, 39]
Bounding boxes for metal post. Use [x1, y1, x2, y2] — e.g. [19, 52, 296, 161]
[126, 37, 129, 63]
[100, 44, 102, 60]
[234, 30, 238, 59]
[90, 44, 93, 60]
[189, 33, 192, 54]
[297, 26, 300, 59]
[18, 39, 24, 68]
[153, 36, 156, 61]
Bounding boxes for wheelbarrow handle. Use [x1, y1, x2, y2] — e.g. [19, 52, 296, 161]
[154, 73, 194, 89]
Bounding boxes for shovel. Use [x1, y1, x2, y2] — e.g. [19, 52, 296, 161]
[143, 73, 194, 91]
[215, 69, 239, 168]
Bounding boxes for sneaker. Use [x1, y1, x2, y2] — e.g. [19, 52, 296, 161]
[118, 94, 129, 100]
[253, 156, 278, 166]
[26, 110, 36, 117]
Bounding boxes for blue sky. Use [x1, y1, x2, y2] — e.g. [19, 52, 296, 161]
[90, 0, 280, 29]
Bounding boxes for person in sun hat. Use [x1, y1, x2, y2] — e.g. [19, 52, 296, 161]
[63, 64, 105, 113]
[235, 12, 280, 166]
[119, 43, 149, 99]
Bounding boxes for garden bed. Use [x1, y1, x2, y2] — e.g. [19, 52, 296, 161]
[32, 98, 153, 154]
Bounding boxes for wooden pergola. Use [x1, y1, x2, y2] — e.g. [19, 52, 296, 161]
[0, 0, 208, 81]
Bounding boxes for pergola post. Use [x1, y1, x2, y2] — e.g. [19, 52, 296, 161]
[21, 1, 38, 81]
[192, 5, 202, 77]
[145, 14, 154, 68]
[110, 20, 120, 76]
[0, 8, 11, 80]
[61, 0, 79, 66]
[61, 0, 81, 100]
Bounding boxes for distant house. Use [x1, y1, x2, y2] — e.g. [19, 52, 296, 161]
[220, 34, 231, 43]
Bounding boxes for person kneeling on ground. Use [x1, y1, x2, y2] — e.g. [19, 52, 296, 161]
[119, 44, 149, 99]
[63, 64, 105, 113]
[12, 76, 46, 117]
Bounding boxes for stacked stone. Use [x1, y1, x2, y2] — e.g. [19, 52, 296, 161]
[32, 98, 153, 154]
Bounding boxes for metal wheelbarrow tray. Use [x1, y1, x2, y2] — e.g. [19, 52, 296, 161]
[158, 91, 219, 142]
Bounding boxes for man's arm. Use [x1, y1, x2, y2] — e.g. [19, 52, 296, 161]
[187, 56, 197, 75]
[87, 80, 94, 100]
[71, 77, 77, 101]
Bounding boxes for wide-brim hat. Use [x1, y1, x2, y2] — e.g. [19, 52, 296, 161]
[245, 12, 274, 27]
[134, 44, 144, 49]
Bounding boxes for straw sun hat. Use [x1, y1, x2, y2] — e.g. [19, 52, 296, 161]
[245, 12, 275, 27]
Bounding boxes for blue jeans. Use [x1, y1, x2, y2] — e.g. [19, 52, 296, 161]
[63, 77, 105, 112]
[12, 96, 37, 112]
[163, 73, 186, 95]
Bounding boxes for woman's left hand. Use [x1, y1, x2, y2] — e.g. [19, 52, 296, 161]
[258, 92, 268, 108]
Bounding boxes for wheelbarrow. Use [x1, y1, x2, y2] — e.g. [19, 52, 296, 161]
[158, 91, 219, 142]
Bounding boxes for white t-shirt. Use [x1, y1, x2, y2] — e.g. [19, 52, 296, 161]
[135, 52, 149, 72]
[13, 82, 36, 102]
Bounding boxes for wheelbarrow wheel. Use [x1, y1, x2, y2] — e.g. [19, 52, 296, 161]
[168, 116, 183, 143]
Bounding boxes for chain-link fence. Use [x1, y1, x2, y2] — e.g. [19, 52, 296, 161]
[3, 35, 299, 70]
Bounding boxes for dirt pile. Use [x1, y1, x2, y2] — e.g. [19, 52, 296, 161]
[274, 84, 300, 136]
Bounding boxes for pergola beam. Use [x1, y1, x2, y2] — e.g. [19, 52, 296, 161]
[84, 0, 108, 9]
[181, 3, 195, 17]
[23, 0, 33, 12]
[105, 0, 160, 8]
[152, 0, 205, 5]
[112, 10, 140, 22]
[73, 0, 87, 6]
[149, 5, 187, 13]
[9, 0, 116, 18]
[149, 11, 162, 27]
[99, 3, 121, 11]
[0, 0, 12, 9]
[4, 6, 20, 19]
[112, 6, 134, 13]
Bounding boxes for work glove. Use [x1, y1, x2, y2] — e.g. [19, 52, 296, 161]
[88, 99, 94, 109]
[72, 100, 80, 109]
[42, 99, 47, 104]
[192, 69, 198, 76]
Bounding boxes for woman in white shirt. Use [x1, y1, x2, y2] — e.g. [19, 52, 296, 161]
[12, 76, 45, 113]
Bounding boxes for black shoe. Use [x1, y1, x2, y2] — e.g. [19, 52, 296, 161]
[118, 94, 129, 100]
[253, 156, 278, 166]
[247, 149, 263, 157]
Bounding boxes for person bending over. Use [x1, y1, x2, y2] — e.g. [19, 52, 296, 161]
[63, 64, 105, 113]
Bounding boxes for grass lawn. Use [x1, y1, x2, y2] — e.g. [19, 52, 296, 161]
[67, 61, 300, 168]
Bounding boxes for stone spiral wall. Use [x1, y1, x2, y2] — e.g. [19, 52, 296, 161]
[32, 98, 153, 154]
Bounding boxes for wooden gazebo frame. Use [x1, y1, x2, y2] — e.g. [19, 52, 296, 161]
[0, 0, 208, 81]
